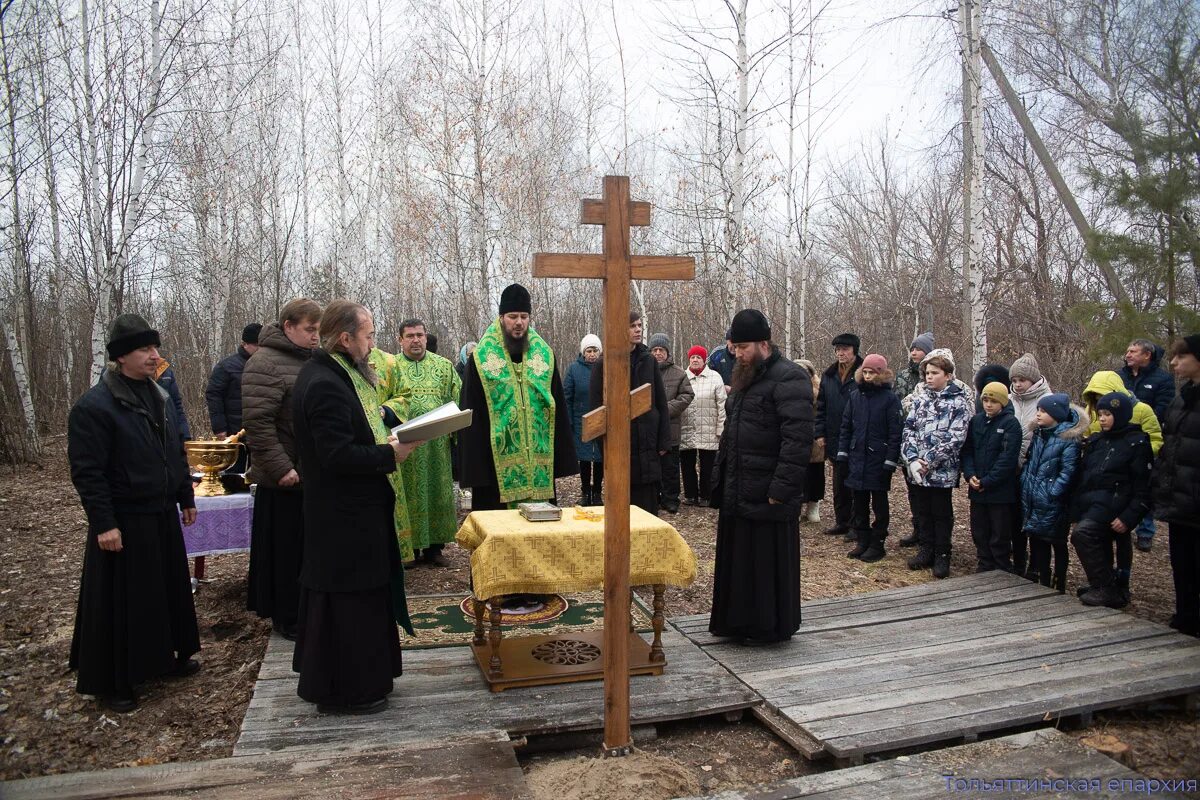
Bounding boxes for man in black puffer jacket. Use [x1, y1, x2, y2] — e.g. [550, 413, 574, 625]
[205, 322, 261, 474]
[590, 311, 670, 514]
[1070, 392, 1153, 609]
[709, 309, 813, 645]
[814, 332, 863, 537]
[1155, 334, 1200, 636]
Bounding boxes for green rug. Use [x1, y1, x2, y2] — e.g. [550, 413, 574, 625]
[404, 592, 654, 649]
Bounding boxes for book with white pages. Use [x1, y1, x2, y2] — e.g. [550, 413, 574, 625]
[390, 402, 472, 443]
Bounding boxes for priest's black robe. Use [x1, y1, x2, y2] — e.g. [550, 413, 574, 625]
[707, 349, 811, 642]
[67, 370, 200, 697]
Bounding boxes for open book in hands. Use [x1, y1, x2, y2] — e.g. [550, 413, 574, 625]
[390, 402, 473, 443]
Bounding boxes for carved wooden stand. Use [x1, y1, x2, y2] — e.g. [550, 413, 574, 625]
[470, 585, 668, 693]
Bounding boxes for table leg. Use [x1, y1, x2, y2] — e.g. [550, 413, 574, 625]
[194, 556, 206, 580]
[488, 599, 503, 677]
[472, 597, 486, 646]
[650, 584, 666, 663]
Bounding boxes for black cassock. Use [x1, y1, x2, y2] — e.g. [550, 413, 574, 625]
[290, 351, 405, 707]
[457, 345, 576, 511]
[67, 371, 200, 697]
[707, 350, 811, 643]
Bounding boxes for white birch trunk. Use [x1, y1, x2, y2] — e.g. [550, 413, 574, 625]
[89, 0, 166, 381]
[960, 0, 987, 375]
[1, 11, 41, 457]
[725, 0, 749, 302]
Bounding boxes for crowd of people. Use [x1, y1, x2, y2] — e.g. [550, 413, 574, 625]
[63, 289, 1200, 718]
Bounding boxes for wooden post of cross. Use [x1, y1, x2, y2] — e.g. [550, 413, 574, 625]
[532, 176, 695, 756]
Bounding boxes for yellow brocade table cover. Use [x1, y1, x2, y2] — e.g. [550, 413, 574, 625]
[455, 506, 697, 600]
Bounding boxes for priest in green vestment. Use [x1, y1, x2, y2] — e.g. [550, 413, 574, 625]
[371, 320, 462, 567]
[458, 283, 576, 511]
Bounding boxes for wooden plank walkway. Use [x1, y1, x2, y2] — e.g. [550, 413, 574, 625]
[682, 728, 1190, 799]
[674, 571, 1200, 763]
[1, 733, 531, 799]
[235, 626, 760, 755]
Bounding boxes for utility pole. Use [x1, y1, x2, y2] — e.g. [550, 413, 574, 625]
[959, 0, 986, 377]
[979, 40, 1131, 307]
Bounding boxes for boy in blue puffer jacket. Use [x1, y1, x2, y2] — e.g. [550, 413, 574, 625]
[1020, 393, 1089, 591]
[962, 382, 1022, 572]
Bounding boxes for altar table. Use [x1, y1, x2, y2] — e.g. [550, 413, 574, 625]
[181, 492, 254, 580]
[455, 506, 696, 691]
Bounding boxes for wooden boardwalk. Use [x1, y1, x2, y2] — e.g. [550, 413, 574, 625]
[235, 626, 759, 755]
[683, 729, 1189, 799]
[675, 571, 1200, 764]
[1, 733, 531, 799]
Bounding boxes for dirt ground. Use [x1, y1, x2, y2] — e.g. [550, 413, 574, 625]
[0, 440, 1195, 794]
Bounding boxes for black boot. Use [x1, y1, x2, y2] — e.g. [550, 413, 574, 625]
[581, 491, 592, 506]
[847, 530, 869, 559]
[860, 530, 887, 563]
[823, 524, 849, 537]
[898, 532, 919, 547]
[907, 546, 933, 570]
[1080, 585, 1123, 608]
[931, 513, 953, 579]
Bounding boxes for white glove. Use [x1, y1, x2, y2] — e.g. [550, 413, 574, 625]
[907, 460, 925, 484]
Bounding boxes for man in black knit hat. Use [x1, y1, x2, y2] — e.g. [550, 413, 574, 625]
[458, 283, 576, 511]
[814, 332, 864, 538]
[709, 309, 812, 644]
[67, 314, 202, 713]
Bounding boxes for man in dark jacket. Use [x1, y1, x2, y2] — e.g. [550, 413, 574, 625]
[649, 333, 694, 513]
[67, 314, 202, 713]
[205, 322, 261, 473]
[153, 362, 192, 441]
[206, 323, 261, 438]
[590, 312, 671, 514]
[1155, 334, 1200, 636]
[1121, 339, 1175, 423]
[291, 300, 420, 714]
[1070, 392, 1153, 609]
[1121, 338, 1175, 551]
[814, 332, 863, 537]
[707, 332, 735, 390]
[709, 309, 812, 645]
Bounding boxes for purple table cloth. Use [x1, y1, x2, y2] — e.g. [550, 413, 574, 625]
[181, 493, 253, 557]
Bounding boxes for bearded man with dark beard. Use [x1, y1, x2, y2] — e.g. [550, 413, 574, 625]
[709, 309, 813, 645]
[458, 283, 576, 511]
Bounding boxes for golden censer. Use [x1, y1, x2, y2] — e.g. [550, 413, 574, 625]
[184, 430, 246, 497]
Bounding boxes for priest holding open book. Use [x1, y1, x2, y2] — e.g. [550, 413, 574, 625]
[372, 319, 463, 567]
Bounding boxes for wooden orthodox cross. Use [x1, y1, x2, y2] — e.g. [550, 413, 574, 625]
[532, 176, 695, 755]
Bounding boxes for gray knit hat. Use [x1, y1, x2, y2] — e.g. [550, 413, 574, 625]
[1009, 352, 1042, 383]
[648, 333, 670, 353]
[910, 331, 935, 355]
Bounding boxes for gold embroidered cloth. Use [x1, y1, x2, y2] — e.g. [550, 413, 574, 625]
[455, 506, 697, 600]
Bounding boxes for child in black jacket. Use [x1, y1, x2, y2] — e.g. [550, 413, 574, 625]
[1069, 392, 1154, 608]
[961, 382, 1022, 572]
